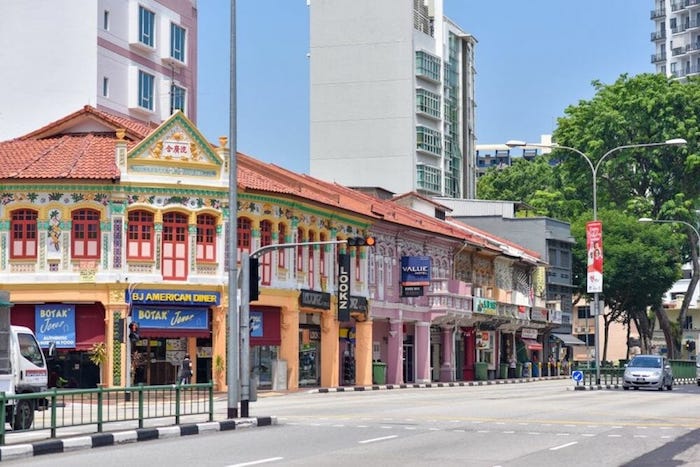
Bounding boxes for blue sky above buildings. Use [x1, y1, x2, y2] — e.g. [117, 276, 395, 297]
[197, 1, 652, 174]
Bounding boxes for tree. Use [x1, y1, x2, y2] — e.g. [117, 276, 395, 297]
[88, 342, 107, 386]
[570, 210, 682, 359]
[554, 73, 700, 357]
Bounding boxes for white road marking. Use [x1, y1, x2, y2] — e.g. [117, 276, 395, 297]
[358, 435, 398, 444]
[550, 441, 578, 451]
[227, 457, 284, 466]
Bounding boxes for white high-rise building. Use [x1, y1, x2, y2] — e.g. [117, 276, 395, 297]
[651, 0, 700, 79]
[0, 0, 197, 140]
[309, 0, 477, 198]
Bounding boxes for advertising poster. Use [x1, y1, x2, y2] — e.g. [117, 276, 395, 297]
[586, 221, 603, 293]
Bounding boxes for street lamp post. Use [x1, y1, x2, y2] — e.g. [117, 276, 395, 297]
[506, 138, 686, 386]
[639, 217, 700, 356]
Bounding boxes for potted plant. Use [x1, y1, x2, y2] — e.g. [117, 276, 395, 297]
[214, 354, 225, 390]
[88, 342, 107, 387]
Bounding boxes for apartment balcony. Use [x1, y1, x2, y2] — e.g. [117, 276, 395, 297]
[651, 52, 667, 63]
[650, 8, 666, 19]
[651, 30, 666, 41]
[671, 0, 688, 11]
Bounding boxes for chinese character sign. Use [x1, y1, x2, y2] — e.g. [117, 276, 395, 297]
[586, 221, 603, 293]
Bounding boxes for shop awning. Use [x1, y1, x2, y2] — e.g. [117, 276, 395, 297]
[552, 334, 586, 346]
[521, 339, 542, 350]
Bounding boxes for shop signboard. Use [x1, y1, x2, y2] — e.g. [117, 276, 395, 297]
[35, 304, 76, 348]
[400, 256, 431, 286]
[127, 289, 220, 306]
[250, 311, 263, 337]
[474, 297, 497, 315]
[133, 306, 209, 330]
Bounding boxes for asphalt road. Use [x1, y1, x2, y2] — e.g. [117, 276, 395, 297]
[9, 379, 700, 466]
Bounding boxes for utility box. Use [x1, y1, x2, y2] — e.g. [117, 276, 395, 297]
[272, 359, 287, 391]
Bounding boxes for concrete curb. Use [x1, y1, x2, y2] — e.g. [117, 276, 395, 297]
[313, 376, 570, 393]
[0, 416, 277, 462]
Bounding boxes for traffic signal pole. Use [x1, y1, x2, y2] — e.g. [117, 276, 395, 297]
[239, 239, 349, 417]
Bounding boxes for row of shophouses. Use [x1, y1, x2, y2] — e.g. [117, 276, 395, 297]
[0, 106, 565, 391]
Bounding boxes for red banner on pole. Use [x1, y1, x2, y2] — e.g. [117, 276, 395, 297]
[586, 221, 603, 293]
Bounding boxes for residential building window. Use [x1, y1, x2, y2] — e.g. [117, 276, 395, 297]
[415, 51, 441, 81]
[171, 85, 185, 113]
[10, 209, 38, 259]
[416, 88, 441, 118]
[307, 230, 316, 289]
[416, 126, 442, 155]
[127, 210, 154, 260]
[196, 214, 216, 262]
[577, 306, 593, 319]
[162, 212, 188, 280]
[237, 217, 251, 253]
[138, 6, 155, 47]
[103, 10, 110, 30]
[102, 77, 109, 97]
[416, 164, 441, 193]
[170, 23, 186, 62]
[260, 220, 273, 286]
[72, 209, 100, 259]
[138, 70, 155, 111]
[278, 223, 287, 269]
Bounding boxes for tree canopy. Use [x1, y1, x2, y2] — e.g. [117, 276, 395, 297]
[476, 73, 700, 357]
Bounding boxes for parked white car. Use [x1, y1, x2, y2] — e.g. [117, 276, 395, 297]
[696, 360, 700, 386]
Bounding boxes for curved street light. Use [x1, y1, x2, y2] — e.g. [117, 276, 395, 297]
[506, 138, 687, 386]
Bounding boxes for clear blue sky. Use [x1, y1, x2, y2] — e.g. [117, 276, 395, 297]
[197, 1, 653, 174]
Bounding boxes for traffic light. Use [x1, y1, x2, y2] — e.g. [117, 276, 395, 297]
[347, 236, 376, 247]
[128, 322, 140, 344]
[249, 257, 260, 301]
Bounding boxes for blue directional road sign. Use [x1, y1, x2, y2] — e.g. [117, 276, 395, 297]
[572, 370, 583, 382]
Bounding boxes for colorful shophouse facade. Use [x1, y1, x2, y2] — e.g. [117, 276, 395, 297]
[0, 106, 555, 392]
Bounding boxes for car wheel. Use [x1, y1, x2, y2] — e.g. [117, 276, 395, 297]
[12, 400, 34, 431]
[623, 386, 629, 390]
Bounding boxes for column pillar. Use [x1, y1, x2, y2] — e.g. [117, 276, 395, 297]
[280, 307, 299, 390]
[415, 322, 431, 384]
[320, 310, 339, 388]
[387, 320, 403, 384]
[354, 319, 372, 386]
[440, 326, 454, 382]
[211, 305, 227, 391]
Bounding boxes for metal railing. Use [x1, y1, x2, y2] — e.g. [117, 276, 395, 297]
[0, 382, 214, 445]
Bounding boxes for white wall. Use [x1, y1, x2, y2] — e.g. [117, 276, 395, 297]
[0, 0, 98, 139]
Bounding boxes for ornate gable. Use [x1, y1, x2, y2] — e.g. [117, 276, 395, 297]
[126, 111, 222, 179]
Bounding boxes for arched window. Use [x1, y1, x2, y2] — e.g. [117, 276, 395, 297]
[10, 209, 38, 259]
[72, 209, 100, 259]
[278, 223, 287, 269]
[319, 232, 327, 282]
[238, 217, 251, 253]
[296, 227, 304, 275]
[127, 210, 154, 260]
[260, 220, 273, 286]
[162, 212, 188, 280]
[196, 214, 216, 262]
[307, 230, 316, 288]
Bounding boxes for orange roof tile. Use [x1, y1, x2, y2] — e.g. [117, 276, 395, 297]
[0, 135, 122, 180]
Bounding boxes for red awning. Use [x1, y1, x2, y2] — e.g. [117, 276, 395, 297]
[521, 339, 543, 350]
